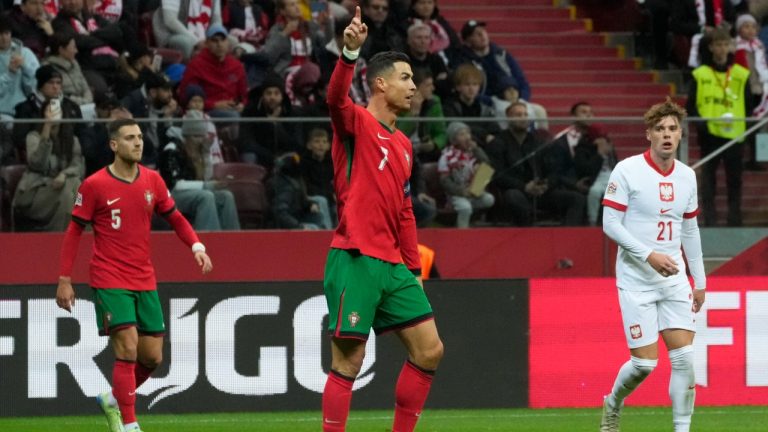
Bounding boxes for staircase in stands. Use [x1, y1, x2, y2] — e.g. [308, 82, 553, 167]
[439, 0, 768, 226]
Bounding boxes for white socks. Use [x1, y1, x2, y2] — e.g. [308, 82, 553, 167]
[669, 345, 695, 432]
[606, 356, 657, 408]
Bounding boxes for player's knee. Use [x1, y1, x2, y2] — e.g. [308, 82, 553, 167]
[413, 339, 444, 370]
[140, 353, 163, 370]
[669, 345, 694, 371]
[630, 356, 657, 377]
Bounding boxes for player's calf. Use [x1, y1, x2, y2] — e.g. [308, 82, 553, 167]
[669, 345, 695, 432]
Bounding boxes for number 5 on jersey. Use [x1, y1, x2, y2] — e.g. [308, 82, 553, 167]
[111, 209, 121, 229]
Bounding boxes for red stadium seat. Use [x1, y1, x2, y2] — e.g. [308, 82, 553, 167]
[213, 162, 267, 182]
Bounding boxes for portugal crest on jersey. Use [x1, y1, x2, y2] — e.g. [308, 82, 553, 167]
[659, 182, 674, 202]
[144, 190, 154, 205]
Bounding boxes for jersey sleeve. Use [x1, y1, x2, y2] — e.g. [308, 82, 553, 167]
[601, 163, 628, 211]
[399, 180, 421, 275]
[683, 170, 700, 219]
[71, 179, 96, 225]
[327, 56, 358, 138]
[153, 171, 176, 216]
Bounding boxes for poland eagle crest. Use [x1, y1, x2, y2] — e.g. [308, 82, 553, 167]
[659, 182, 674, 202]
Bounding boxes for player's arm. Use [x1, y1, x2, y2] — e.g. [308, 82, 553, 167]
[57, 219, 86, 312]
[327, 6, 367, 137]
[681, 215, 706, 311]
[399, 185, 422, 281]
[162, 209, 213, 274]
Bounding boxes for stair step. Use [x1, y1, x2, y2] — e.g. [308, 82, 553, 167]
[529, 71, 656, 84]
[451, 19, 588, 33]
[519, 57, 640, 70]
[512, 45, 620, 57]
[533, 83, 672, 96]
[493, 33, 606, 46]
[441, 5, 573, 19]
[441, 0, 558, 5]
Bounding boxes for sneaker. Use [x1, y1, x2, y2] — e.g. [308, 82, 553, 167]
[96, 392, 125, 432]
[600, 395, 622, 432]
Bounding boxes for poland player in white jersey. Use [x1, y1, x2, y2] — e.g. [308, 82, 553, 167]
[599, 99, 706, 432]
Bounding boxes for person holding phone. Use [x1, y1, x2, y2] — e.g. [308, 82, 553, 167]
[0, 14, 39, 118]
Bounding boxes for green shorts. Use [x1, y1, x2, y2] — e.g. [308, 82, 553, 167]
[92, 288, 166, 337]
[324, 248, 434, 340]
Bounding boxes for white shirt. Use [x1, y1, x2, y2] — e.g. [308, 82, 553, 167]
[602, 151, 705, 291]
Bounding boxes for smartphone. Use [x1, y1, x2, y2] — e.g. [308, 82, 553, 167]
[151, 54, 162, 72]
[49, 98, 62, 119]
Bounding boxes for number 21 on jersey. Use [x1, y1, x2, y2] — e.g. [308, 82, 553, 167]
[657, 221, 671, 241]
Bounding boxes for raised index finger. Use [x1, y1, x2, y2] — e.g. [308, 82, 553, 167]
[354, 5, 361, 22]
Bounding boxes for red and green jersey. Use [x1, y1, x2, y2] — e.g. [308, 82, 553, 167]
[71, 166, 176, 290]
[327, 57, 420, 273]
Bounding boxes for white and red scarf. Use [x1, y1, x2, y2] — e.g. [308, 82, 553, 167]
[187, 0, 213, 41]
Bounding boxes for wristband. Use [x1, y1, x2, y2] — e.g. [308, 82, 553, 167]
[192, 242, 206, 253]
[342, 46, 360, 60]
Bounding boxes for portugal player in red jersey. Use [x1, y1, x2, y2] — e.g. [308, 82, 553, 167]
[56, 118, 213, 432]
[321, 7, 444, 432]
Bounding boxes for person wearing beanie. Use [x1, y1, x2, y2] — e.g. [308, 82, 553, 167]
[43, 31, 94, 106]
[183, 84, 224, 174]
[491, 74, 549, 131]
[437, 121, 495, 228]
[0, 13, 40, 118]
[158, 110, 240, 231]
[11, 62, 85, 231]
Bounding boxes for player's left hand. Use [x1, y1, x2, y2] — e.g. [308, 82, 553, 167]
[692, 288, 705, 313]
[195, 251, 213, 274]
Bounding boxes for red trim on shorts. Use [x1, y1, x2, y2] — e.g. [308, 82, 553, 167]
[602, 199, 627, 212]
[683, 208, 700, 219]
[138, 330, 166, 337]
[100, 323, 136, 337]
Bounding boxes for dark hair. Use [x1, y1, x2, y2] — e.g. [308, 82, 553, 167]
[412, 67, 433, 87]
[0, 14, 11, 34]
[570, 101, 590, 115]
[366, 51, 411, 89]
[108, 118, 140, 140]
[49, 31, 77, 55]
[644, 97, 687, 129]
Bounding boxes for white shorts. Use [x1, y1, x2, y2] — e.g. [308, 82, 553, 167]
[618, 283, 695, 349]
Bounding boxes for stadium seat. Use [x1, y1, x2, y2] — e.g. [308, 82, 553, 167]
[420, 162, 458, 225]
[0, 164, 27, 232]
[213, 163, 270, 228]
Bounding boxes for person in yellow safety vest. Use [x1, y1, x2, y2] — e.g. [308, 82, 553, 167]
[688, 28, 752, 227]
[418, 244, 436, 280]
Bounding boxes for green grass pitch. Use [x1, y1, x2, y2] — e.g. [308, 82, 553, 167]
[1, 407, 766, 431]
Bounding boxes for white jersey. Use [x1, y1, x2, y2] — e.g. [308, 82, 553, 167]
[602, 151, 699, 291]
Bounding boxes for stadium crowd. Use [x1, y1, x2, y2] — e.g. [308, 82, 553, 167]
[0, 0, 764, 231]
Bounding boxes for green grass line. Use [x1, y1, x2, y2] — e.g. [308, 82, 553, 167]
[1, 407, 766, 431]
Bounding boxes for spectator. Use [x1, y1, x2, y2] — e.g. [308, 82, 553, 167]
[360, 0, 405, 60]
[437, 121, 494, 228]
[397, 67, 446, 163]
[406, 0, 460, 63]
[43, 31, 93, 107]
[491, 74, 548, 131]
[577, 125, 616, 226]
[182, 84, 224, 179]
[114, 43, 157, 99]
[178, 24, 248, 118]
[12, 87, 84, 231]
[410, 154, 437, 227]
[404, 21, 449, 98]
[688, 28, 751, 226]
[300, 126, 336, 227]
[7, 0, 53, 59]
[0, 14, 39, 118]
[52, 0, 124, 72]
[152, 0, 224, 60]
[258, 0, 329, 77]
[225, 0, 270, 50]
[734, 13, 767, 170]
[120, 71, 178, 166]
[670, 0, 736, 68]
[441, 62, 500, 145]
[13, 64, 84, 161]
[238, 73, 302, 165]
[486, 102, 585, 226]
[285, 60, 321, 107]
[271, 151, 329, 229]
[451, 19, 531, 103]
[158, 110, 240, 230]
[315, 14, 369, 105]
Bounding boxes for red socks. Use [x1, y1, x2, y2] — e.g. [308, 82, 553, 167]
[134, 362, 155, 388]
[112, 359, 137, 424]
[322, 370, 354, 432]
[392, 360, 435, 432]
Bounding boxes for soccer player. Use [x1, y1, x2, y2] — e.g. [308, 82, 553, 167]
[321, 7, 444, 432]
[55, 118, 213, 432]
[600, 99, 706, 432]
